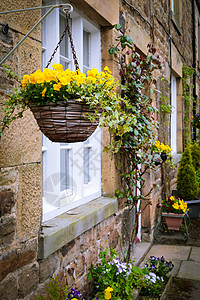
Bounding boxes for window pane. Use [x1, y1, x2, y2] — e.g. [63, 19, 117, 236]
[60, 58, 70, 70]
[59, 14, 69, 58]
[84, 146, 90, 184]
[83, 30, 90, 67]
[60, 149, 70, 191]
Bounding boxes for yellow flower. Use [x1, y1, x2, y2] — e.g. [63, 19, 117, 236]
[43, 68, 56, 82]
[22, 74, 30, 88]
[104, 287, 113, 300]
[52, 63, 64, 71]
[29, 73, 36, 84]
[104, 66, 112, 74]
[53, 82, 61, 91]
[172, 202, 179, 210]
[71, 298, 78, 300]
[42, 88, 47, 97]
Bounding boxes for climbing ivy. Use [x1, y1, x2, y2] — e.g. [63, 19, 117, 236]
[109, 24, 162, 262]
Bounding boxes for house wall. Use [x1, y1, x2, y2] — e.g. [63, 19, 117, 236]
[0, 0, 199, 299]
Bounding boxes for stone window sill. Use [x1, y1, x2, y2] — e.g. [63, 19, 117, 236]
[172, 152, 182, 164]
[171, 14, 182, 36]
[38, 196, 118, 259]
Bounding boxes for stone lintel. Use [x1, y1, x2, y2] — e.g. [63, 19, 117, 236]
[71, 0, 119, 26]
[38, 197, 118, 259]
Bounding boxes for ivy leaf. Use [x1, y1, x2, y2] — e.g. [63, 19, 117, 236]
[114, 24, 122, 30]
[126, 35, 133, 45]
[108, 48, 115, 55]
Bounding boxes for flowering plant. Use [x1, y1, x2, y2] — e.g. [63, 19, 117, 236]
[140, 256, 174, 297]
[153, 141, 171, 154]
[1, 64, 137, 140]
[161, 196, 188, 214]
[191, 113, 200, 129]
[20, 64, 117, 106]
[88, 248, 146, 300]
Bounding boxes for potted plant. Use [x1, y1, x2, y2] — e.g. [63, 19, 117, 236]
[177, 145, 200, 218]
[161, 196, 188, 230]
[1, 64, 126, 143]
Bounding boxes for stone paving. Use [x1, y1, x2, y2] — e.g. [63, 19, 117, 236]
[139, 244, 200, 281]
[134, 218, 200, 299]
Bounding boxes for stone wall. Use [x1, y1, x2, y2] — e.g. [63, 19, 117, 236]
[0, 1, 42, 299]
[0, 0, 199, 299]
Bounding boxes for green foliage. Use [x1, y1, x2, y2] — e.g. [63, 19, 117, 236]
[190, 142, 200, 171]
[36, 276, 68, 300]
[88, 248, 146, 300]
[177, 146, 199, 200]
[140, 256, 174, 297]
[182, 64, 195, 147]
[196, 168, 200, 187]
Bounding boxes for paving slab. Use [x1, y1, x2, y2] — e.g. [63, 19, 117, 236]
[133, 242, 151, 266]
[189, 247, 200, 263]
[177, 261, 200, 280]
[144, 245, 191, 261]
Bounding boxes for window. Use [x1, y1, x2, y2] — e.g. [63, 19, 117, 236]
[42, 2, 101, 222]
[171, 0, 181, 27]
[171, 75, 177, 153]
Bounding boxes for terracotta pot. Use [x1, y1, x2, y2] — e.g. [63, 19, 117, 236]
[162, 212, 185, 230]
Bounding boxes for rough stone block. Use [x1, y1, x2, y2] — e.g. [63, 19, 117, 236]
[76, 255, 85, 278]
[17, 163, 42, 240]
[39, 252, 60, 283]
[0, 246, 36, 281]
[0, 0, 42, 41]
[66, 262, 75, 287]
[80, 228, 95, 252]
[0, 216, 16, 247]
[0, 109, 42, 168]
[18, 263, 39, 298]
[109, 228, 120, 249]
[0, 190, 15, 217]
[85, 245, 98, 270]
[0, 275, 18, 300]
[61, 239, 80, 268]
[0, 168, 18, 186]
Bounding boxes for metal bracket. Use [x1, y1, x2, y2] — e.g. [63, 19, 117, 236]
[0, 4, 73, 66]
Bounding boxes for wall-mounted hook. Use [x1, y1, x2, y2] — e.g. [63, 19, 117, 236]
[63, 4, 73, 14]
[2, 24, 9, 35]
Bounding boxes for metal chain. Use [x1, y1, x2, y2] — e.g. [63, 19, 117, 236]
[45, 12, 79, 70]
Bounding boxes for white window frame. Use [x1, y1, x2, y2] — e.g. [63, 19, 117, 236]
[42, 1, 102, 222]
[171, 75, 177, 153]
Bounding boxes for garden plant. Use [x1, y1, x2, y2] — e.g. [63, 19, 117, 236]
[177, 146, 199, 201]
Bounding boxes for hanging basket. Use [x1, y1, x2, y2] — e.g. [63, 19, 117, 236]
[29, 99, 99, 143]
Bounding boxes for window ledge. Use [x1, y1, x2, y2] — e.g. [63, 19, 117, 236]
[172, 152, 182, 164]
[171, 14, 182, 35]
[38, 196, 118, 259]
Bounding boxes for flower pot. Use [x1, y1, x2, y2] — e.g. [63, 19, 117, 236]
[162, 212, 185, 230]
[29, 100, 99, 143]
[186, 200, 200, 218]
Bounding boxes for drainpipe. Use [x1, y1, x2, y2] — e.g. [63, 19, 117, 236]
[192, 0, 197, 141]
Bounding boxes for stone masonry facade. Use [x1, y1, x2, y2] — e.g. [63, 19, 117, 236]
[0, 0, 200, 299]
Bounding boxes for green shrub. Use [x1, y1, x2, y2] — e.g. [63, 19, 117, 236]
[190, 142, 200, 171]
[177, 146, 199, 200]
[196, 168, 200, 187]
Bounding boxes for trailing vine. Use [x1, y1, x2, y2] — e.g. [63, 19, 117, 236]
[109, 24, 162, 262]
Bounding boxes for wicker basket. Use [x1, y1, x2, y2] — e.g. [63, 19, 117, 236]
[29, 99, 99, 143]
